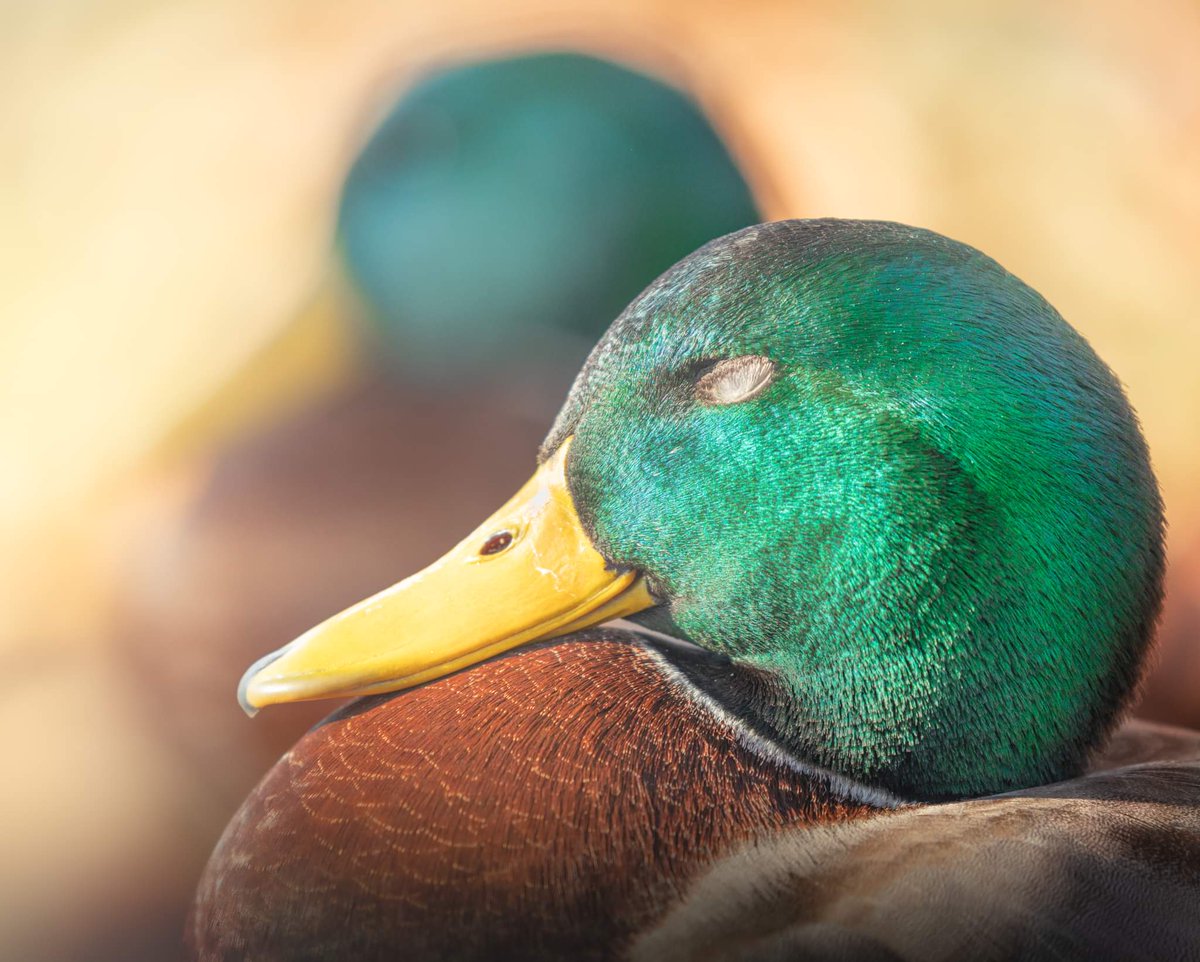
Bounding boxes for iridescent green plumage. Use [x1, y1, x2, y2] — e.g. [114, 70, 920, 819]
[547, 219, 1164, 799]
[193, 219, 1180, 961]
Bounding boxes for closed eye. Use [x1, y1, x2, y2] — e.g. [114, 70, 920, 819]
[694, 355, 776, 405]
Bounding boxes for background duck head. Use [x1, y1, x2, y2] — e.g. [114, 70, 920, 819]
[340, 50, 760, 389]
[243, 218, 1165, 803]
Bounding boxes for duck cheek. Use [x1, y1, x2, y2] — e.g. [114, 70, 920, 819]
[565, 456, 670, 567]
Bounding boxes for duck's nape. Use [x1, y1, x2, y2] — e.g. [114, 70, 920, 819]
[240, 219, 1164, 803]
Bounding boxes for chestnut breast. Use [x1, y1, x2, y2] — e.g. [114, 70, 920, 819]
[189, 629, 882, 961]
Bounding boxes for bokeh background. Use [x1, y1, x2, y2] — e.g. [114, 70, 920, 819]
[3, 2, 1198, 960]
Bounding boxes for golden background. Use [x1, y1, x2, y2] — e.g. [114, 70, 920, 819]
[2, 2, 1197, 959]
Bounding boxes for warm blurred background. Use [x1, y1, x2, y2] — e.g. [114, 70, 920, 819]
[2, 2, 1198, 960]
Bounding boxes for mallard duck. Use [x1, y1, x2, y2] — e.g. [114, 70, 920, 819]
[190, 220, 1197, 961]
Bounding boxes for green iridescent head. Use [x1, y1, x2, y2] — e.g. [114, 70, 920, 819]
[544, 219, 1164, 800]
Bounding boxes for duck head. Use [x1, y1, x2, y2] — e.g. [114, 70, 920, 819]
[240, 220, 1164, 801]
[339, 52, 759, 381]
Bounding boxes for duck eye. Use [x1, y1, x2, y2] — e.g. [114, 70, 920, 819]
[479, 530, 514, 556]
[694, 355, 776, 405]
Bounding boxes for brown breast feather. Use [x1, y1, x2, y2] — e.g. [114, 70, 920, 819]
[188, 629, 884, 961]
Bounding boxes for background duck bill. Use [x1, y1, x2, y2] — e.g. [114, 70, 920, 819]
[238, 441, 655, 711]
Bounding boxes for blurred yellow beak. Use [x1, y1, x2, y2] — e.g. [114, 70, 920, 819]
[238, 438, 654, 714]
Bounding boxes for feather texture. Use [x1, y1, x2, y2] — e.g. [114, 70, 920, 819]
[189, 631, 882, 961]
[635, 724, 1200, 962]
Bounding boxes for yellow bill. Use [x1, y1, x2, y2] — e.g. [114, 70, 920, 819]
[238, 438, 655, 714]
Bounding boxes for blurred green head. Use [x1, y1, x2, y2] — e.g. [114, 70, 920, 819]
[338, 52, 760, 379]
[547, 219, 1164, 800]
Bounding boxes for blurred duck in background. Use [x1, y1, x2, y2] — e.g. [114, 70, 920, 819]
[112, 48, 761, 953]
[342, 52, 760, 386]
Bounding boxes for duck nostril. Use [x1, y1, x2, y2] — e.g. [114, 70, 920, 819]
[480, 531, 514, 556]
